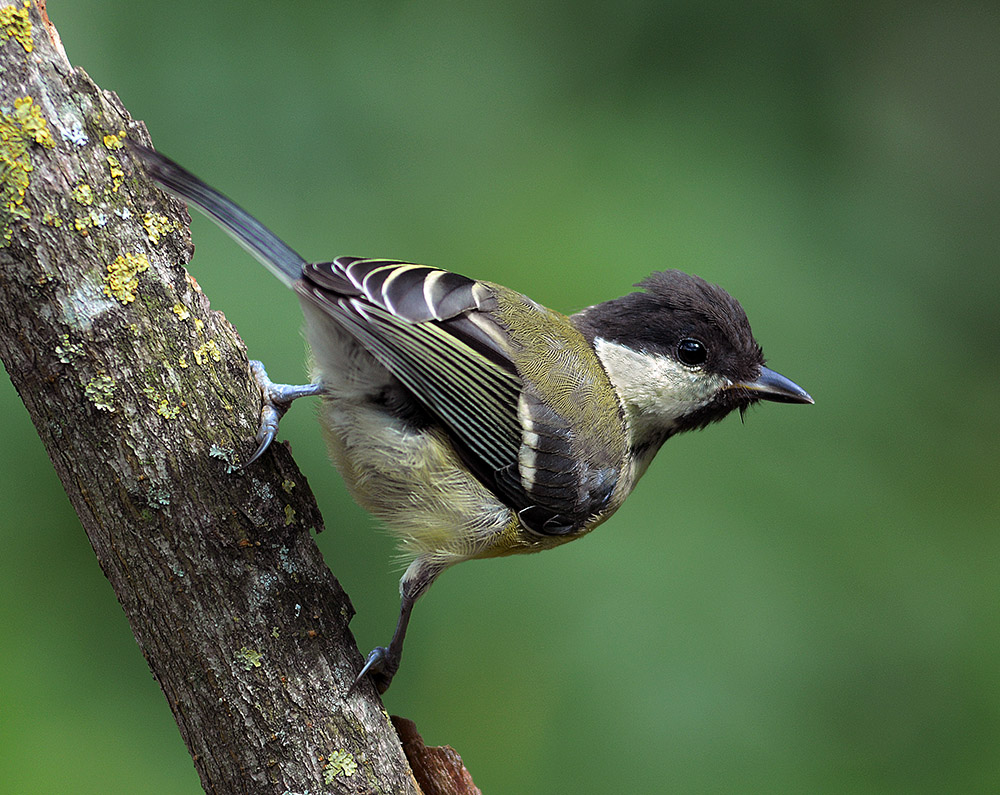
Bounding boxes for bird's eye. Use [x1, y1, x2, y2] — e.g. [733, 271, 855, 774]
[677, 338, 708, 367]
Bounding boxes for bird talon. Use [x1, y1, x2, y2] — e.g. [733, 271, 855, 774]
[242, 405, 281, 467]
[241, 360, 323, 466]
[356, 646, 388, 680]
[350, 646, 398, 695]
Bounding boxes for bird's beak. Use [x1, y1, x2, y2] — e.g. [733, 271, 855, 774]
[736, 366, 813, 404]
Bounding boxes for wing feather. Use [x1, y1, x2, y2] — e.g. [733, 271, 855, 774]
[295, 257, 623, 534]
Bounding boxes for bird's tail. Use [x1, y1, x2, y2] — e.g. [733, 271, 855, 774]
[130, 143, 306, 287]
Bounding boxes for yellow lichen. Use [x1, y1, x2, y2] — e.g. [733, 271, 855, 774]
[42, 210, 62, 227]
[72, 183, 95, 206]
[102, 131, 125, 150]
[143, 385, 182, 419]
[142, 211, 176, 245]
[193, 340, 221, 366]
[73, 208, 108, 236]
[193, 317, 204, 332]
[178, 354, 189, 369]
[156, 399, 181, 419]
[0, 95, 55, 243]
[0, 1, 32, 54]
[284, 504, 296, 526]
[172, 302, 190, 321]
[11, 96, 54, 148]
[107, 155, 124, 192]
[102, 252, 150, 304]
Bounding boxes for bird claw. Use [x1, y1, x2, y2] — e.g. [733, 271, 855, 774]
[244, 402, 282, 466]
[241, 360, 323, 467]
[351, 645, 399, 695]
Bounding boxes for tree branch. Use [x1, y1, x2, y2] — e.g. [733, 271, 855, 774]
[0, 2, 476, 791]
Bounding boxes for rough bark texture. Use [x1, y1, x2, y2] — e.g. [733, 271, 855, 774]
[393, 718, 483, 795]
[0, 2, 479, 792]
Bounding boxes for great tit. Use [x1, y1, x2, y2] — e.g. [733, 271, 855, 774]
[132, 144, 813, 694]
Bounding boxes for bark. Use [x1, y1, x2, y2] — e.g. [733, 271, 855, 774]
[0, 2, 475, 792]
[393, 718, 483, 795]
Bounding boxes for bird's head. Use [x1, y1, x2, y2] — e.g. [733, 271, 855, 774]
[573, 270, 812, 455]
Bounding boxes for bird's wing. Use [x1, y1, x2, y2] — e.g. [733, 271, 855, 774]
[295, 257, 622, 534]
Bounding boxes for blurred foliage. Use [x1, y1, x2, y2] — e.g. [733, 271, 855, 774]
[2, 1, 998, 793]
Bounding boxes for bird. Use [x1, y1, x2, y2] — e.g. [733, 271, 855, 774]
[131, 143, 813, 694]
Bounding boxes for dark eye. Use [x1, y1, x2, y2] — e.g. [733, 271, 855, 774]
[677, 338, 708, 366]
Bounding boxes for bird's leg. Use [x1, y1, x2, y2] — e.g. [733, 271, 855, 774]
[245, 360, 325, 465]
[353, 558, 446, 694]
[353, 592, 415, 694]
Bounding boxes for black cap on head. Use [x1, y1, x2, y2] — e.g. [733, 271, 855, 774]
[573, 270, 811, 434]
[574, 270, 764, 384]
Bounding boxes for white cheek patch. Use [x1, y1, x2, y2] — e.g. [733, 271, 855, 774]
[593, 337, 728, 442]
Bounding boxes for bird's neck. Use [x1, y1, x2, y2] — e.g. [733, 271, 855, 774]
[590, 337, 693, 478]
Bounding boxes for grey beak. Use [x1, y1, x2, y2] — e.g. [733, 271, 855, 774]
[738, 366, 813, 404]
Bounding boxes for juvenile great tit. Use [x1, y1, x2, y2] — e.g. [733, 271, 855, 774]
[132, 144, 813, 694]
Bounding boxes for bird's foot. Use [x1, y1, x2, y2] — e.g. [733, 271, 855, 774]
[352, 645, 400, 695]
[244, 360, 324, 466]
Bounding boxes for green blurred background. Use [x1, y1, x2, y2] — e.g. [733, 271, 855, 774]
[2, 1, 998, 792]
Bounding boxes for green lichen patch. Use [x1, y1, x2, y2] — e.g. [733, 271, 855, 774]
[55, 334, 84, 363]
[323, 750, 358, 782]
[0, 1, 32, 54]
[71, 183, 94, 206]
[102, 252, 150, 304]
[209, 444, 239, 473]
[142, 384, 183, 419]
[156, 399, 181, 419]
[171, 302, 191, 321]
[146, 486, 171, 510]
[42, 209, 62, 227]
[236, 647, 264, 670]
[85, 373, 116, 412]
